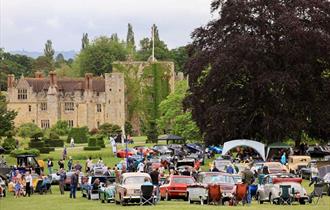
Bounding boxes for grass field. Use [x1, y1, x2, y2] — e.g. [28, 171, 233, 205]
[1, 136, 330, 210]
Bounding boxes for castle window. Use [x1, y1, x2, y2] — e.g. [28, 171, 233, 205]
[28, 105, 32, 112]
[109, 88, 112, 91]
[119, 89, 121, 92]
[67, 120, 74, 128]
[64, 102, 74, 111]
[108, 100, 111, 104]
[40, 103, 47, 111]
[97, 121, 100, 128]
[96, 92, 100, 96]
[32, 120, 35, 123]
[41, 120, 50, 129]
[97, 104, 102, 112]
[18, 89, 27, 100]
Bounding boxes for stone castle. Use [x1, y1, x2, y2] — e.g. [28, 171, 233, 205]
[6, 71, 125, 130]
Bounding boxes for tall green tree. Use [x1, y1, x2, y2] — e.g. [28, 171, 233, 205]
[82, 33, 89, 50]
[77, 36, 127, 76]
[185, 0, 330, 145]
[157, 80, 200, 141]
[0, 92, 17, 137]
[126, 23, 136, 54]
[44, 40, 55, 60]
[55, 53, 65, 68]
[170, 46, 188, 72]
[33, 56, 53, 75]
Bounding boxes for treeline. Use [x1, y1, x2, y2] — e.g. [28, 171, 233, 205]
[0, 23, 188, 91]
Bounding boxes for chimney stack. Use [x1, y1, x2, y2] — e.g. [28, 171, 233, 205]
[35, 71, 43, 78]
[49, 71, 57, 87]
[7, 74, 15, 88]
[85, 73, 93, 90]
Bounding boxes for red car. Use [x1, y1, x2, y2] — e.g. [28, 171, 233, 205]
[160, 175, 195, 201]
[133, 146, 156, 156]
[116, 148, 136, 158]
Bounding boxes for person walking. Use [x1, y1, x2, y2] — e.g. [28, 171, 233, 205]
[47, 159, 53, 175]
[70, 137, 75, 148]
[62, 146, 67, 160]
[280, 152, 287, 165]
[57, 168, 66, 195]
[25, 171, 33, 197]
[241, 167, 254, 204]
[309, 163, 319, 186]
[70, 170, 79, 199]
[149, 168, 160, 201]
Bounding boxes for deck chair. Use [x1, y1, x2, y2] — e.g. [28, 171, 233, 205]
[309, 183, 324, 205]
[140, 185, 155, 206]
[208, 184, 222, 205]
[233, 183, 247, 205]
[279, 185, 292, 205]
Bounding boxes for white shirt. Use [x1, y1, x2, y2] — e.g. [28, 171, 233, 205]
[138, 162, 145, 172]
[25, 175, 33, 186]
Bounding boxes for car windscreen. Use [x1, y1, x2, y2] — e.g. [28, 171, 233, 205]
[203, 175, 235, 184]
[124, 176, 148, 185]
[266, 163, 282, 169]
[173, 177, 194, 184]
[214, 161, 231, 170]
[150, 159, 160, 163]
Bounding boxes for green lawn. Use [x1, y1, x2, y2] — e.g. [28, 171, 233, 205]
[0, 186, 329, 210]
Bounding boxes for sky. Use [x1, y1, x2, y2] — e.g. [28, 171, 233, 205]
[0, 0, 214, 52]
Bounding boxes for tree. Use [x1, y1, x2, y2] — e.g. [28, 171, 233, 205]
[55, 53, 65, 68]
[98, 123, 122, 136]
[44, 40, 55, 60]
[126, 23, 136, 54]
[82, 33, 89, 50]
[33, 56, 53, 75]
[185, 0, 330, 145]
[17, 123, 42, 139]
[0, 92, 17, 137]
[170, 46, 188, 72]
[50, 120, 69, 136]
[157, 80, 200, 141]
[136, 24, 171, 61]
[77, 36, 127, 76]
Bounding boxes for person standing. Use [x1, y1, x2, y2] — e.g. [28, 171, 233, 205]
[309, 163, 319, 186]
[25, 171, 33, 197]
[57, 168, 66, 195]
[70, 137, 75, 148]
[110, 136, 117, 156]
[149, 168, 160, 201]
[68, 157, 73, 171]
[70, 170, 79, 199]
[241, 167, 254, 204]
[137, 160, 145, 172]
[58, 159, 65, 169]
[47, 159, 53, 175]
[62, 146, 67, 160]
[280, 152, 287, 165]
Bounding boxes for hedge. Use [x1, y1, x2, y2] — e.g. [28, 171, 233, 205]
[88, 137, 97, 147]
[96, 137, 105, 148]
[2, 137, 16, 152]
[10, 149, 40, 157]
[67, 127, 89, 143]
[83, 146, 101, 151]
[44, 139, 64, 147]
[29, 141, 45, 148]
[39, 147, 54, 154]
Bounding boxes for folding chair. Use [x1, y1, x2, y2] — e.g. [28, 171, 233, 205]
[208, 184, 222, 205]
[309, 183, 324, 205]
[232, 183, 248, 206]
[140, 185, 155, 206]
[279, 185, 292, 205]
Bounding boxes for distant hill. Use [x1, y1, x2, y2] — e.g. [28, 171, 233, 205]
[9, 50, 77, 59]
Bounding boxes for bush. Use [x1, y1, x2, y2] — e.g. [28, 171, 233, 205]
[10, 149, 40, 157]
[89, 128, 99, 135]
[29, 141, 45, 148]
[50, 120, 70, 136]
[49, 132, 60, 140]
[125, 121, 133, 136]
[31, 132, 44, 140]
[2, 137, 16, 152]
[96, 137, 105, 148]
[17, 123, 42, 139]
[88, 137, 97, 147]
[83, 146, 101, 151]
[39, 147, 54, 154]
[44, 139, 64, 147]
[67, 127, 89, 143]
[98, 123, 121, 136]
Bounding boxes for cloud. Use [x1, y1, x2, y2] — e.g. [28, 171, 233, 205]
[0, 0, 213, 51]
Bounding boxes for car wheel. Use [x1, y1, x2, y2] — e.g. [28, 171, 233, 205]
[88, 193, 91, 200]
[165, 192, 171, 201]
[299, 199, 306, 205]
[183, 193, 188, 201]
[327, 187, 330, 196]
[257, 194, 263, 204]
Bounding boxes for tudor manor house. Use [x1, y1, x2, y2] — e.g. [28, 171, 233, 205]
[6, 71, 125, 130]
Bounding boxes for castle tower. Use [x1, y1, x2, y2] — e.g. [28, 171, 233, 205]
[47, 71, 59, 127]
[105, 73, 125, 129]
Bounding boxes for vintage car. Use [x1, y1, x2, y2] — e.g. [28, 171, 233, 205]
[307, 146, 330, 158]
[256, 173, 309, 204]
[64, 171, 84, 190]
[176, 158, 196, 170]
[149, 158, 162, 170]
[152, 145, 173, 155]
[319, 165, 330, 195]
[0, 176, 6, 197]
[160, 175, 195, 201]
[115, 172, 154, 205]
[98, 178, 116, 203]
[287, 156, 311, 174]
[213, 159, 237, 173]
[117, 148, 137, 158]
[263, 162, 289, 174]
[81, 175, 115, 200]
[133, 146, 156, 156]
[208, 146, 223, 154]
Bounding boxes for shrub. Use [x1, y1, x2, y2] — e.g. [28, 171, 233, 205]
[39, 147, 53, 154]
[2, 137, 16, 152]
[29, 141, 45, 148]
[49, 132, 60, 140]
[96, 137, 105, 148]
[125, 121, 133, 136]
[17, 123, 42, 139]
[44, 139, 64, 147]
[67, 127, 89, 143]
[98, 123, 121, 136]
[10, 149, 40, 157]
[89, 128, 99, 135]
[83, 146, 101, 151]
[88, 137, 97, 147]
[31, 132, 44, 140]
[50, 120, 70, 136]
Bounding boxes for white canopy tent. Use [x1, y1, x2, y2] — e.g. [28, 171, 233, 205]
[222, 139, 266, 161]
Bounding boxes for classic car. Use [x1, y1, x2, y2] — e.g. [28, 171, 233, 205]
[99, 179, 116, 203]
[0, 176, 6, 197]
[263, 162, 289, 174]
[152, 145, 173, 155]
[287, 156, 311, 174]
[117, 148, 137, 158]
[160, 175, 195, 201]
[318, 165, 330, 195]
[208, 146, 223, 154]
[256, 173, 309, 204]
[307, 146, 330, 158]
[149, 158, 162, 170]
[133, 146, 156, 156]
[64, 171, 84, 190]
[48, 170, 61, 185]
[81, 175, 115, 200]
[213, 159, 237, 173]
[115, 172, 154, 205]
